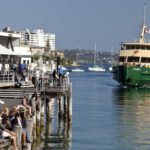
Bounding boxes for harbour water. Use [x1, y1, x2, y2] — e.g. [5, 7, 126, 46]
[42, 71, 150, 150]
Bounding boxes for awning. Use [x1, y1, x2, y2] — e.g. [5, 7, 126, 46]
[0, 44, 17, 55]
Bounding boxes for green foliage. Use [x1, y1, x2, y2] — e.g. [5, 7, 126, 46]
[42, 55, 54, 61]
[32, 54, 40, 61]
[60, 58, 73, 66]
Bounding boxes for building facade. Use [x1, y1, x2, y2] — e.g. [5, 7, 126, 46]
[20, 29, 56, 51]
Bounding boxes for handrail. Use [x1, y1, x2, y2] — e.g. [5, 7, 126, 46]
[0, 71, 14, 83]
[44, 77, 70, 93]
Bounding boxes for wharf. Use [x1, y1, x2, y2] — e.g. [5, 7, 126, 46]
[0, 73, 72, 150]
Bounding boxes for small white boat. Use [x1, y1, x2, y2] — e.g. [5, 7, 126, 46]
[88, 42, 105, 72]
[88, 65, 105, 72]
[72, 68, 85, 72]
[109, 66, 112, 72]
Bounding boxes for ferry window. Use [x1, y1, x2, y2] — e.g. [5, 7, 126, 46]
[140, 45, 146, 50]
[119, 57, 126, 62]
[128, 57, 139, 62]
[126, 46, 129, 50]
[126, 45, 134, 50]
[146, 46, 150, 50]
[141, 57, 150, 63]
[131, 46, 135, 49]
[137, 46, 140, 49]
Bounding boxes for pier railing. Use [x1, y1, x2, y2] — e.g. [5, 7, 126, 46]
[43, 77, 70, 93]
[0, 71, 15, 87]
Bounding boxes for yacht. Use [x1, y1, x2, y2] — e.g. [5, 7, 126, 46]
[88, 43, 105, 72]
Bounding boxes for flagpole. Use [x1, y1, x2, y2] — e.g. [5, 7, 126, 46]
[139, 3, 147, 43]
[144, 3, 146, 25]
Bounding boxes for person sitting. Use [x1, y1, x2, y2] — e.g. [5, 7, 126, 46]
[11, 112, 28, 148]
[1, 107, 11, 129]
[0, 118, 18, 150]
[22, 96, 32, 117]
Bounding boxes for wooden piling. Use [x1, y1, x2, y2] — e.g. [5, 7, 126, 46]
[63, 96, 67, 120]
[13, 125, 22, 148]
[36, 96, 41, 138]
[58, 96, 63, 119]
[26, 118, 33, 142]
[68, 83, 72, 122]
[41, 96, 45, 116]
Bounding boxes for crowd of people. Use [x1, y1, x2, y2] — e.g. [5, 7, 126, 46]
[0, 92, 40, 149]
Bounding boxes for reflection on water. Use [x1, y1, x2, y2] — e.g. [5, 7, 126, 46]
[41, 99, 72, 150]
[39, 72, 150, 150]
[112, 87, 150, 149]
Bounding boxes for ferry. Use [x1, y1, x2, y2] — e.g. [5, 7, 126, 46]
[112, 5, 150, 86]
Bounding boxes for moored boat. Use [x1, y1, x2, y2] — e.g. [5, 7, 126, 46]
[112, 5, 150, 86]
[88, 42, 105, 72]
[72, 68, 84, 72]
[109, 66, 112, 72]
[88, 65, 105, 72]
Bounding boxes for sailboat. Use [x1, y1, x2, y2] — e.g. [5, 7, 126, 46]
[72, 51, 85, 72]
[88, 43, 105, 72]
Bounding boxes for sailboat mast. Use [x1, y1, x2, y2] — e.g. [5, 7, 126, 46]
[94, 42, 96, 65]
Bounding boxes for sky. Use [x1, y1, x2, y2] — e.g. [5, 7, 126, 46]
[0, 0, 150, 51]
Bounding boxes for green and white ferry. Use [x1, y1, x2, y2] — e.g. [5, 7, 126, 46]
[113, 9, 150, 86]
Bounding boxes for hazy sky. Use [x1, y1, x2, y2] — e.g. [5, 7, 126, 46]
[0, 0, 149, 51]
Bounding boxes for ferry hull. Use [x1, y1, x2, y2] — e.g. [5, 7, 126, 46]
[112, 65, 150, 86]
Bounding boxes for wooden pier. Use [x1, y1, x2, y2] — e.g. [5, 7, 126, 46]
[0, 73, 72, 150]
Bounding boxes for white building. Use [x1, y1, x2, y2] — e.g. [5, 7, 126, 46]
[0, 27, 56, 67]
[20, 29, 56, 51]
[44, 33, 55, 51]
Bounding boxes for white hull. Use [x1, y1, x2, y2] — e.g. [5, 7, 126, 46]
[88, 67, 105, 72]
[109, 67, 112, 71]
[72, 68, 85, 72]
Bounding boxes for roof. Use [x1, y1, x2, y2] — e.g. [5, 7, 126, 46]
[0, 44, 17, 55]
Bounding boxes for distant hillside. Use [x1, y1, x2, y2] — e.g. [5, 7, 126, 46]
[58, 49, 118, 65]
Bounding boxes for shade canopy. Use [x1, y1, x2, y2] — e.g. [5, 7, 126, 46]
[0, 44, 17, 55]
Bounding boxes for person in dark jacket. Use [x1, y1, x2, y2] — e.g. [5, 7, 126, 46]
[11, 112, 28, 148]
